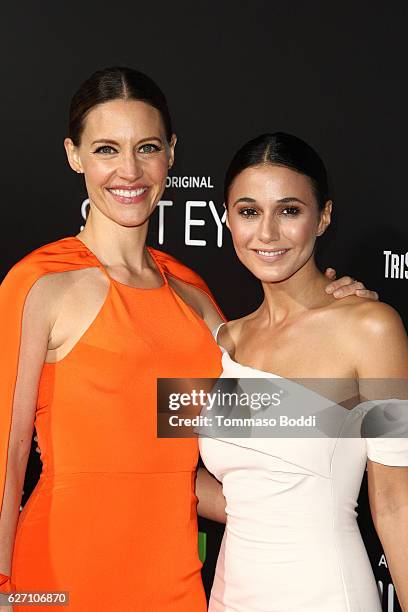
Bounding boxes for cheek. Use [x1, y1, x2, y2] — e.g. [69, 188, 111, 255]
[229, 217, 257, 247]
[281, 216, 318, 245]
[83, 159, 112, 188]
[145, 156, 169, 184]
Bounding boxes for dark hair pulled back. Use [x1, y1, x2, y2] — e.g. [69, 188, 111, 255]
[68, 66, 173, 145]
[224, 132, 330, 210]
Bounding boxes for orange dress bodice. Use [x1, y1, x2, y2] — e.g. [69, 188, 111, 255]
[0, 237, 223, 611]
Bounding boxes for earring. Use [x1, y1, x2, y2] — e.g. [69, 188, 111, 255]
[76, 169, 82, 174]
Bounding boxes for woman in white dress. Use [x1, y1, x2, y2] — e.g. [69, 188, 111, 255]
[199, 132, 408, 611]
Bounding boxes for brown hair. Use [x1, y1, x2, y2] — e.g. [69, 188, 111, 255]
[68, 66, 173, 145]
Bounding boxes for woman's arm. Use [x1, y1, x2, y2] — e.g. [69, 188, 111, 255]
[0, 280, 50, 581]
[195, 467, 226, 523]
[368, 462, 408, 610]
[353, 302, 408, 610]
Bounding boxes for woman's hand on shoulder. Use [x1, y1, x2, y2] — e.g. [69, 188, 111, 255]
[324, 268, 379, 300]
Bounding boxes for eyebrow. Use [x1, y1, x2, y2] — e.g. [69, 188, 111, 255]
[232, 197, 256, 207]
[277, 196, 308, 206]
[232, 196, 308, 207]
[90, 136, 163, 146]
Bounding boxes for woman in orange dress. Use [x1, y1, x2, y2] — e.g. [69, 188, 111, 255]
[0, 67, 376, 611]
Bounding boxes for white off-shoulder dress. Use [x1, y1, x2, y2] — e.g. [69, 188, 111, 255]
[199, 324, 408, 612]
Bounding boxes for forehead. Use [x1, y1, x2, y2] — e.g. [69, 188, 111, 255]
[230, 164, 315, 201]
[81, 98, 165, 141]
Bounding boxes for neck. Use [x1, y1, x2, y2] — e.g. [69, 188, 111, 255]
[77, 205, 150, 271]
[258, 256, 331, 326]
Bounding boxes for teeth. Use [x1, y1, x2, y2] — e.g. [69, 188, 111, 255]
[257, 249, 287, 257]
[109, 188, 147, 197]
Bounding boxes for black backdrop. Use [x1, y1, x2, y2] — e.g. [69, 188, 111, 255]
[1, 2, 407, 611]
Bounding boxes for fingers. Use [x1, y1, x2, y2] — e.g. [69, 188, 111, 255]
[324, 267, 336, 280]
[331, 281, 366, 299]
[356, 289, 379, 301]
[33, 435, 41, 454]
[326, 276, 379, 300]
[325, 275, 355, 294]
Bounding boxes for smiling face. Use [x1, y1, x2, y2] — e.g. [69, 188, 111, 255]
[64, 98, 176, 228]
[226, 164, 332, 283]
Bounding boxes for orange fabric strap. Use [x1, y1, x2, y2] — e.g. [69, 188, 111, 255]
[0, 573, 15, 592]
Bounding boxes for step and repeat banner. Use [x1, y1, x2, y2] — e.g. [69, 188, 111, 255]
[1, 2, 406, 611]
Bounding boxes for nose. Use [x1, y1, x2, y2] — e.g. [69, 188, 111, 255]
[258, 215, 280, 243]
[117, 152, 143, 181]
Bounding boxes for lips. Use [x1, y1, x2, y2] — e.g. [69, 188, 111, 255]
[253, 248, 291, 261]
[106, 185, 149, 204]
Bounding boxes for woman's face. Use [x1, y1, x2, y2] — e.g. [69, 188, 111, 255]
[64, 98, 176, 228]
[226, 164, 332, 283]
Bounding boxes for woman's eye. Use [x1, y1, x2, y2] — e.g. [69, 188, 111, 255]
[139, 143, 161, 153]
[94, 145, 117, 154]
[281, 206, 300, 216]
[238, 207, 258, 218]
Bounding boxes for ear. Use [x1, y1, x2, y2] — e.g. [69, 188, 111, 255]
[316, 200, 332, 236]
[224, 204, 231, 230]
[64, 138, 83, 174]
[167, 133, 177, 169]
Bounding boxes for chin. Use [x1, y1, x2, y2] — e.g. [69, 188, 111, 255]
[243, 263, 294, 284]
[115, 216, 151, 228]
[256, 272, 292, 283]
[104, 203, 155, 228]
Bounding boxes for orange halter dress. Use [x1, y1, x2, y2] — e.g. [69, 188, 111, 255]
[0, 236, 224, 611]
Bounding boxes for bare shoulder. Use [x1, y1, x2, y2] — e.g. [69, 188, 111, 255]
[30, 267, 107, 303]
[22, 272, 71, 323]
[167, 275, 224, 330]
[332, 296, 408, 377]
[333, 297, 406, 338]
[216, 316, 248, 354]
[27, 268, 108, 328]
